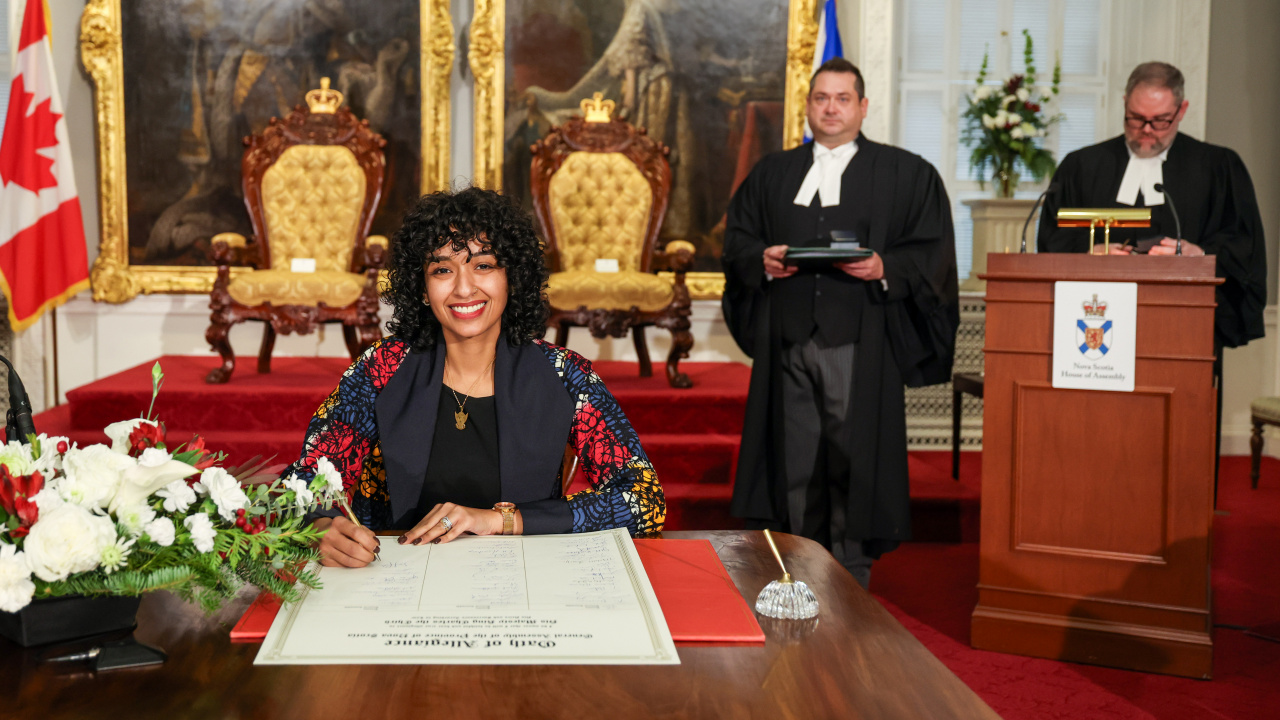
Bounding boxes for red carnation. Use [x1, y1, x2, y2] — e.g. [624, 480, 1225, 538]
[128, 421, 166, 457]
[0, 467, 44, 538]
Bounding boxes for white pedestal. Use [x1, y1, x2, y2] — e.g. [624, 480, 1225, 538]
[961, 198, 1038, 292]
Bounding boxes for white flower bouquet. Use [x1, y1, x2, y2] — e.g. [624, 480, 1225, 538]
[0, 363, 344, 616]
[960, 30, 1063, 197]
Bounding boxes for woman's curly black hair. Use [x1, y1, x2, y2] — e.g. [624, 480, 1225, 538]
[383, 187, 549, 351]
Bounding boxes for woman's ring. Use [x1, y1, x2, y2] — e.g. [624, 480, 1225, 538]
[440, 516, 453, 531]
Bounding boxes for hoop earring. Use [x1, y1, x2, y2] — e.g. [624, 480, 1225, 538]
[422, 297, 430, 306]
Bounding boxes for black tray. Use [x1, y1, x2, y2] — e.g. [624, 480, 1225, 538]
[783, 246, 873, 269]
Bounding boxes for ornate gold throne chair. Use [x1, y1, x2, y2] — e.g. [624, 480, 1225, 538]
[530, 94, 695, 388]
[205, 79, 387, 384]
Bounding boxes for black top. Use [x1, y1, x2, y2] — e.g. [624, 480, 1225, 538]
[772, 141, 875, 347]
[1037, 133, 1266, 349]
[411, 386, 501, 524]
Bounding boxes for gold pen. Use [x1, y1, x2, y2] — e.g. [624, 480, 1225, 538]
[335, 495, 379, 562]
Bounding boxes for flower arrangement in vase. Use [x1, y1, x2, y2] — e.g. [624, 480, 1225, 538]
[960, 30, 1063, 198]
[0, 363, 344, 636]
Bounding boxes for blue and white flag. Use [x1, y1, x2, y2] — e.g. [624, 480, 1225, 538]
[804, 0, 844, 143]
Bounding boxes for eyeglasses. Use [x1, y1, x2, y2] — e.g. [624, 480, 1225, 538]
[1124, 114, 1176, 131]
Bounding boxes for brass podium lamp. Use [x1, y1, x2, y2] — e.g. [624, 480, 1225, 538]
[1056, 208, 1152, 254]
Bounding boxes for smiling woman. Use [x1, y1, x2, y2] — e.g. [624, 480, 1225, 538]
[281, 188, 666, 568]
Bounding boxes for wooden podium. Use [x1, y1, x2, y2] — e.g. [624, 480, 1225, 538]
[972, 253, 1220, 679]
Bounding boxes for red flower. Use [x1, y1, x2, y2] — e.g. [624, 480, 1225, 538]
[0, 467, 44, 537]
[128, 422, 166, 456]
[1026, 102, 1041, 113]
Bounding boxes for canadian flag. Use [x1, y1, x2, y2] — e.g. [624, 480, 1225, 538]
[0, 0, 89, 331]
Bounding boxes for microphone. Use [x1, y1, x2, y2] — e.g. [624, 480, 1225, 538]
[0, 355, 37, 444]
[1153, 183, 1183, 255]
[1021, 182, 1059, 253]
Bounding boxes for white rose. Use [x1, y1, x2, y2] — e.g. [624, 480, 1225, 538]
[1016, 87, 1030, 102]
[0, 544, 35, 613]
[115, 501, 156, 538]
[61, 445, 136, 509]
[0, 441, 34, 477]
[156, 480, 197, 513]
[103, 418, 161, 455]
[994, 110, 1009, 127]
[1010, 126, 1025, 139]
[143, 516, 175, 547]
[31, 486, 65, 515]
[109, 456, 199, 513]
[1038, 85, 1053, 98]
[981, 114, 996, 129]
[282, 474, 314, 512]
[184, 513, 217, 553]
[973, 86, 993, 101]
[1020, 122, 1037, 137]
[22, 504, 118, 582]
[194, 467, 249, 521]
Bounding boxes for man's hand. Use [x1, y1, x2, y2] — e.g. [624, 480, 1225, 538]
[763, 245, 798, 279]
[834, 251, 884, 281]
[314, 516, 380, 568]
[1148, 237, 1205, 256]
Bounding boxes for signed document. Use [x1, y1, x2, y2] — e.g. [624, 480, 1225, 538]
[254, 528, 679, 665]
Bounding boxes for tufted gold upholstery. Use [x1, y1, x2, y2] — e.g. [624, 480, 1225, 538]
[227, 269, 366, 307]
[547, 270, 674, 313]
[261, 145, 366, 272]
[547, 153, 653, 273]
[205, 96, 386, 385]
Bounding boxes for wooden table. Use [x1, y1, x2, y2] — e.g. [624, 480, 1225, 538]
[3, 531, 998, 720]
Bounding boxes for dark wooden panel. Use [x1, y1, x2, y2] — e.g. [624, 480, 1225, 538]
[1013, 385, 1169, 560]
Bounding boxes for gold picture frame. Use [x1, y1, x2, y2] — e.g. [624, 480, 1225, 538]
[80, 0, 455, 302]
[477, 0, 819, 300]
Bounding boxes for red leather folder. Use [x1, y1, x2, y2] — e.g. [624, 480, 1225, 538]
[229, 591, 282, 641]
[634, 539, 765, 643]
[231, 539, 764, 644]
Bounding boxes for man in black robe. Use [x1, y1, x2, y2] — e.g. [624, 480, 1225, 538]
[1038, 61, 1266, 349]
[721, 58, 959, 588]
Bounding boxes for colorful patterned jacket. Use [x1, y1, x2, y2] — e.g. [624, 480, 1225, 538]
[285, 336, 665, 535]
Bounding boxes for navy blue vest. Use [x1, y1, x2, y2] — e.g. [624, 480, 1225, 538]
[772, 149, 874, 347]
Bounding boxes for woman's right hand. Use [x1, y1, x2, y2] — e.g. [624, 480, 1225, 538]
[314, 516, 381, 567]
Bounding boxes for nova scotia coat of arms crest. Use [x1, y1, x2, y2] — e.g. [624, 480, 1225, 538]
[1076, 294, 1112, 359]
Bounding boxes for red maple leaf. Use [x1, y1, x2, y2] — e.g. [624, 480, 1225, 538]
[0, 74, 62, 192]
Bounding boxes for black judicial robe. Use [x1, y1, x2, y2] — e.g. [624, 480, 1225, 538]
[1037, 133, 1267, 348]
[721, 138, 959, 544]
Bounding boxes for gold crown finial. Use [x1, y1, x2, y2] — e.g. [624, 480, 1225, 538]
[580, 92, 615, 123]
[306, 77, 343, 114]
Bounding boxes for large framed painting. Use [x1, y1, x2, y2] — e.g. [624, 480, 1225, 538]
[469, 0, 819, 296]
[80, 0, 455, 302]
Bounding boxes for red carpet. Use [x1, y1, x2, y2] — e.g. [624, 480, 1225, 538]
[871, 456, 1280, 720]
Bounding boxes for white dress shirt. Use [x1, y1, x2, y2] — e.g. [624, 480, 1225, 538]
[794, 140, 857, 207]
[1115, 141, 1172, 206]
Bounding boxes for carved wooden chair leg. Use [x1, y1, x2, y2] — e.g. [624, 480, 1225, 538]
[554, 320, 570, 348]
[205, 318, 237, 384]
[257, 323, 277, 374]
[1252, 418, 1265, 489]
[633, 326, 653, 378]
[342, 324, 360, 360]
[663, 325, 693, 389]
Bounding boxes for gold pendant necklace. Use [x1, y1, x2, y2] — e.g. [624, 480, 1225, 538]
[445, 354, 495, 430]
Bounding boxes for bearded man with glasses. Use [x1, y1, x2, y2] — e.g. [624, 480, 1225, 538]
[1037, 61, 1265, 351]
